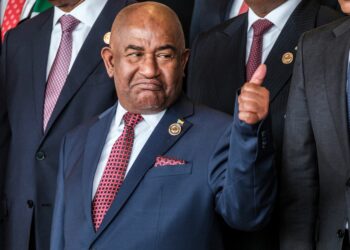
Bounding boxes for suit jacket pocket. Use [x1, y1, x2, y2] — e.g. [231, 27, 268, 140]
[147, 163, 192, 178]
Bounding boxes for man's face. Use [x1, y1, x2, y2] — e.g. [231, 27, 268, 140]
[339, 0, 350, 14]
[102, 19, 189, 114]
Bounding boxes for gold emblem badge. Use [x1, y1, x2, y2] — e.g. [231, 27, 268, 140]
[168, 119, 185, 136]
[169, 123, 181, 136]
[282, 52, 294, 65]
[103, 32, 111, 45]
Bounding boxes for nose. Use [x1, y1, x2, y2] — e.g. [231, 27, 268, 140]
[139, 54, 160, 78]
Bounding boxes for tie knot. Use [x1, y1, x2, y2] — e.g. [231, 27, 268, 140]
[252, 19, 273, 37]
[59, 15, 80, 33]
[123, 112, 143, 129]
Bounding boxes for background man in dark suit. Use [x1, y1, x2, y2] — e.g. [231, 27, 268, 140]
[50, 2, 276, 249]
[190, 0, 341, 45]
[187, 0, 342, 249]
[280, 0, 350, 249]
[0, 0, 134, 249]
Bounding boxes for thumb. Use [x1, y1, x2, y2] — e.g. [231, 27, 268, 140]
[250, 64, 267, 86]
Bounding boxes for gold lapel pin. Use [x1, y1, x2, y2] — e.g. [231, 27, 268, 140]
[168, 119, 185, 136]
[282, 52, 294, 65]
[103, 32, 111, 45]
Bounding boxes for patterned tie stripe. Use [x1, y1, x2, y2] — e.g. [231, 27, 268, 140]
[92, 112, 143, 231]
[1, 0, 26, 41]
[43, 15, 80, 130]
[246, 19, 273, 81]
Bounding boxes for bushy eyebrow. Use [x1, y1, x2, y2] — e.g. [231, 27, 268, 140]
[125, 45, 144, 52]
[124, 44, 177, 53]
[156, 45, 177, 53]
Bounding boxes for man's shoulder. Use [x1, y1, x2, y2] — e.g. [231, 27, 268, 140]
[191, 103, 232, 129]
[193, 14, 246, 46]
[7, 8, 53, 40]
[303, 16, 350, 44]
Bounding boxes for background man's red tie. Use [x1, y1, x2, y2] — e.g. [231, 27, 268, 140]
[1, 0, 26, 41]
[246, 19, 273, 81]
[238, 1, 249, 15]
[43, 15, 80, 130]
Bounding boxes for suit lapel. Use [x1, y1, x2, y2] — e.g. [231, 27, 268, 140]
[223, 15, 247, 98]
[94, 96, 194, 240]
[81, 105, 117, 234]
[324, 19, 350, 166]
[32, 9, 54, 134]
[264, 0, 318, 102]
[44, 0, 118, 134]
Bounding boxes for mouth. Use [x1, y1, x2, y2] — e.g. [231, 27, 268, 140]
[132, 80, 163, 91]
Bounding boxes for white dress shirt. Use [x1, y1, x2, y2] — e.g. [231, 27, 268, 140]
[245, 0, 302, 63]
[92, 103, 166, 198]
[46, 0, 108, 78]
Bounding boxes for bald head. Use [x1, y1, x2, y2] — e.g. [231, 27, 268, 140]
[101, 1, 189, 114]
[111, 2, 185, 49]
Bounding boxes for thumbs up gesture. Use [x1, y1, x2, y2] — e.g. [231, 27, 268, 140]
[238, 64, 270, 124]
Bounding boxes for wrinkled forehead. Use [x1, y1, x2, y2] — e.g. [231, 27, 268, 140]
[112, 18, 182, 51]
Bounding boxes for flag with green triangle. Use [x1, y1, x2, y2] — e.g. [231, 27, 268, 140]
[31, 0, 53, 16]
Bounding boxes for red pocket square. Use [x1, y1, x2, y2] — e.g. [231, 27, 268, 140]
[154, 156, 186, 167]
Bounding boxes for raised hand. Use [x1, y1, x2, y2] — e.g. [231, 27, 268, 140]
[238, 64, 270, 124]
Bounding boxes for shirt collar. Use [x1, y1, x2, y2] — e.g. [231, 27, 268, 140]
[52, 0, 108, 29]
[114, 102, 166, 129]
[247, 0, 302, 33]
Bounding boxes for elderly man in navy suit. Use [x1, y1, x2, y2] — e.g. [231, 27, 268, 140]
[50, 2, 275, 249]
[0, 0, 134, 249]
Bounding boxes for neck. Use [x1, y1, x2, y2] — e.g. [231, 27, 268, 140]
[59, 0, 85, 12]
[250, 0, 286, 17]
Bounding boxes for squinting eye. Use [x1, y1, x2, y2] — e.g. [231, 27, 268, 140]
[127, 52, 143, 57]
[157, 53, 174, 59]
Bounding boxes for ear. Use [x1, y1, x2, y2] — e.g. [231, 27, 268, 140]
[101, 46, 114, 78]
[180, 49, 190, 77]
[181, 49, 190, 71]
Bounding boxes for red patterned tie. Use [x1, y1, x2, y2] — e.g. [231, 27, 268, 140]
[1, 0, 26, 41]
[43, 15, 80, 130]
[246, 19, 273, 81]
[92, 112, 143, 231]
[238, 1, 249, 15]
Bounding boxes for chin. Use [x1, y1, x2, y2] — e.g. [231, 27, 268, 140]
[340, 2, 350, 15]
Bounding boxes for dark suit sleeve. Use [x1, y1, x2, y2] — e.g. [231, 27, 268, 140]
[279, 34, 319, 250]
[50, 137, 67, 250]
[209, 100, 276, 231]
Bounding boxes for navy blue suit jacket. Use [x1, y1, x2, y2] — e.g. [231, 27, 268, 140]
[50, 96, 276, 250]
[0, 1, 134, 249]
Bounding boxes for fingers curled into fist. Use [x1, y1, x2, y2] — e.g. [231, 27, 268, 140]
[238, 64, 270, 125]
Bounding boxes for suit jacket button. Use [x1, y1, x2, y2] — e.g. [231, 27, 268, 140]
[337, 229, 345, 238]
[27, 200, 34, 209]
[36, 151, 46, 161]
